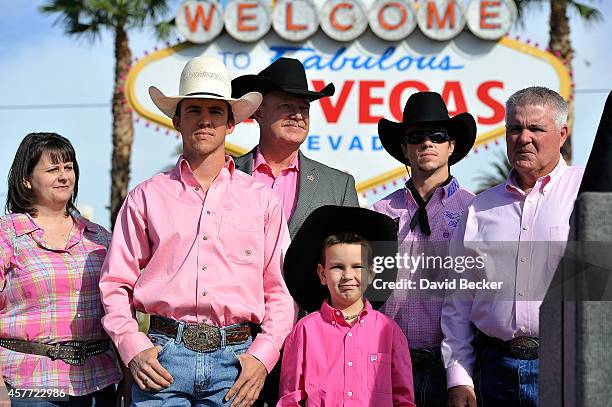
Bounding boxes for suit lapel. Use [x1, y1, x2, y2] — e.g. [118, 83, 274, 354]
[289, 152, 319, 236]
[233, 148, 256, 175]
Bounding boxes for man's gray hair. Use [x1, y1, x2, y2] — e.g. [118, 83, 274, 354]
[506, 86, 568, 129]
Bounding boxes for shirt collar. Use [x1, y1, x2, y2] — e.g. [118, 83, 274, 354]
[405, 175, 459, 206]
[320, 299, 372, 326]
[443, 176, 461, 199]
[73, 213, 100, 234]
[12, 213, 39, 237]
[505, 156, 567, 196]
[253, 147, 300, 172]
[66, 213, 100, 249]
[174, 154, 236, 187]
[11, 212, 98, 249]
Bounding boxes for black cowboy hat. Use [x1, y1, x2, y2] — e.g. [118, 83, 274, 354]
[284, 205, 399, 313]
[378, 91, 477, 166]
[231, 58, 335, 101]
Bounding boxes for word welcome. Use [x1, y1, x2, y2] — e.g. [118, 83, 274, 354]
[176, 0, 517, 43]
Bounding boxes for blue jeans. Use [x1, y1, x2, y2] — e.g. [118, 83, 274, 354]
[477, 345, 539, 407]
[8, 384, 115, 406]
[413, 365, 447, 407]
[132, 322, 252, 406]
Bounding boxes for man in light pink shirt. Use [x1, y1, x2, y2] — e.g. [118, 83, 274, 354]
[443, 87, 585, 407]
[99, 57, 296, 407]
[373, 92, 476, 407]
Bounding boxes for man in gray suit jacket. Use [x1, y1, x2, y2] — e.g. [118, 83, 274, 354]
[232, 58, 359, 239]
[232, 58, 359, 406]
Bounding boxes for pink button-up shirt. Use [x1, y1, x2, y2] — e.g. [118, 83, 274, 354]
[373, 177, 474, 350]
[441, 158, 584, 388]
[252, 147, 299, 222]
[99, 156, 295, 373]
[278, 300, 416, 407]
[0, 213, 120, 395]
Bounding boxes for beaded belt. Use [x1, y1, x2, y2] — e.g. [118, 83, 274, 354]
[0, 338, 110, 366]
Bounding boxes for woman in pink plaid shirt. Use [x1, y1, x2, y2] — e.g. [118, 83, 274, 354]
[0, 133, 128, 406]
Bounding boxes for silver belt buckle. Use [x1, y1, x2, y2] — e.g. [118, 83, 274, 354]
[182, 324, 222, 353]
[509, 337, 539, 360]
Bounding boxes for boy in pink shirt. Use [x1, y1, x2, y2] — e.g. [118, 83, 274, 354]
[279, 205, 416, 406]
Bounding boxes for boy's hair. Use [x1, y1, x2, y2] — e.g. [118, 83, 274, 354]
[319, 232, 373, 267]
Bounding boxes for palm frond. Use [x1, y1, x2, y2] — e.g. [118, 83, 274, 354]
[154, 18, 176, 41]
[513, 0, 545, 27]
[40, 0, 100, 41]
[569, 1, 604, 25]
[40, 0, 174, 40]
[513, 0, 603, 28]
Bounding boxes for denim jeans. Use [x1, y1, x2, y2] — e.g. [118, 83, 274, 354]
[8, 384, 115, 407]
[132, 322, 252, 406]
[413, 365, 447, 407]
[477, 345, 539, 407]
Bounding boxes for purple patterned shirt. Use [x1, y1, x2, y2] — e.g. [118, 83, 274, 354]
[372, 177, 475, 349]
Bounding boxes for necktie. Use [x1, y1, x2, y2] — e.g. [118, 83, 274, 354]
[406, 176, 452, 236]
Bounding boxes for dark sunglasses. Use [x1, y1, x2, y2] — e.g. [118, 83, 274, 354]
[402, 130, 451, 144]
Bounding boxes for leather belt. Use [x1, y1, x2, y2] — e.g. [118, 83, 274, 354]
[0, 338, 110, 366]
[481, 335, 539, 360]
[149, 316, 251, 353]
[410, 348, 443, 371]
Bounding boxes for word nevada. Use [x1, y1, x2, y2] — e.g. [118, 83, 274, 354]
[176, 0, 518, 43]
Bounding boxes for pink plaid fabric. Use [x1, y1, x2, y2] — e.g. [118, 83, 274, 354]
[0, 213, 121, 395]
[372, 177, 475, 349]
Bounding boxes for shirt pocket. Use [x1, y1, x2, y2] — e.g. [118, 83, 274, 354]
[219, 210, 264, 265]
[9, 260, 54, 308]
[367, 352, 392, 394]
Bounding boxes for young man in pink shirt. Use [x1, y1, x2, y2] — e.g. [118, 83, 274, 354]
[279, 205, 416, 406]
[99, 57, 296, 407]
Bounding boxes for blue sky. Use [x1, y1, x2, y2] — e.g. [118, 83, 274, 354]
[1, 0, 610, 229]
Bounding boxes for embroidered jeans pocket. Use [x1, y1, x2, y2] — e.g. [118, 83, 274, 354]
[367, 352, 392, 394]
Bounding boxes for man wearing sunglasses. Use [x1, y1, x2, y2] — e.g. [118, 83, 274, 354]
[373, 91, 477, 407]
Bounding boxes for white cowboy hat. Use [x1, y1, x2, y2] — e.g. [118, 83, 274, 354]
[148, 56, 262, 124]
